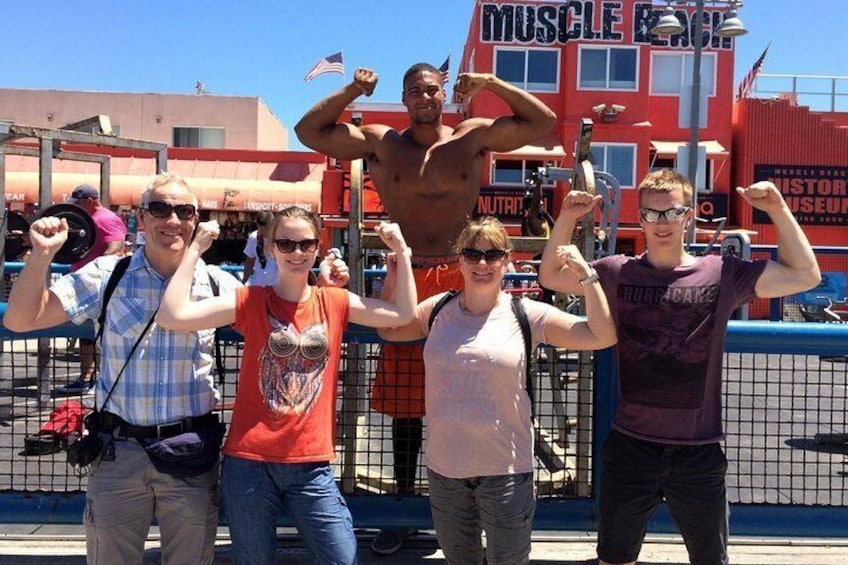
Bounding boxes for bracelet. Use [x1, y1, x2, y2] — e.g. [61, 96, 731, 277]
[579, 269, 600, 286]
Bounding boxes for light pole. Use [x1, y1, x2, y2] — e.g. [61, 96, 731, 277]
[651, 1, 747, 245]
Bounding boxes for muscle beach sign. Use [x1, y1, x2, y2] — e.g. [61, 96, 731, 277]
[480, 2, 733, 50]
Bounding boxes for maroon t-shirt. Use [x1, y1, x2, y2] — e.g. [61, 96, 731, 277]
[595, 253, 767, 444]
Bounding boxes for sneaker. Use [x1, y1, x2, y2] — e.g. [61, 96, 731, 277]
[371, 528, 416, 556]
[57, 380, 94, 394]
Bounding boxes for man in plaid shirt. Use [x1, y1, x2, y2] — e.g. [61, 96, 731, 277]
[4, 173, 348, 564]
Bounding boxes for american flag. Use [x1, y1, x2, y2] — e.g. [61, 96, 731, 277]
[304, 52, 344, 82]
[439, 55, 450, 86]
[736, 44, 769, 100]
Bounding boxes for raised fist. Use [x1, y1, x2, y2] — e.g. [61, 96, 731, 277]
[454, 72, 491, 102]
[28, 216, 69, 258]
[353, 68, 378, 97]
[375, 221, 407, 254]
[192, 220, 220, 253]
[560, 191, 602, 221]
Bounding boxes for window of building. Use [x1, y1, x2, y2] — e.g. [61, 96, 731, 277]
[650, 156, 675, 173]
[492, 158, 555, 186]
[494, 48, 559, 92]
[173, 127, 225, 148]
[589, 143, 636, 188]
[650, 52, 717, 96]
[578, 46, 638, 90]
[649, 153, 715, 192]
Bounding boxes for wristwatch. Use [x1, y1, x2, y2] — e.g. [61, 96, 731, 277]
[579, 268, 600, 286]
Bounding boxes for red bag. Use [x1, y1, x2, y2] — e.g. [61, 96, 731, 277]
[39, 400, 88, 437]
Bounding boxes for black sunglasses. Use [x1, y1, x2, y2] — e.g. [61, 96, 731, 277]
[143, 201, 197, 221]
[460, 248, 509, 265]
[273, 238, 319, 253]
[638, 206, 690, 223]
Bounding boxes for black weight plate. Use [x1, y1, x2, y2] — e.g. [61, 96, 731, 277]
[39, 203, 97, 264]
[4, 211, 32, 261]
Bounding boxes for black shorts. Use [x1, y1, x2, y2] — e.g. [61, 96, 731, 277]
[597, 430, 729, 565]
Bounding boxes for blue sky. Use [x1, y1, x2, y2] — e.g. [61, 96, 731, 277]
[2, 1, 843, 149]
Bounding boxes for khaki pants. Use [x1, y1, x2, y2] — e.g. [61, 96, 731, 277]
[84, 437, 219, 564]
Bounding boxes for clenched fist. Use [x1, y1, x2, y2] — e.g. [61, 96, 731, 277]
[454, 72, 492, 102]
[353, 68, 378, 97]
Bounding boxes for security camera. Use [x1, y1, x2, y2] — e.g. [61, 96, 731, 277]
[610, 104, 626, 113]
[591, 103, 606, 114]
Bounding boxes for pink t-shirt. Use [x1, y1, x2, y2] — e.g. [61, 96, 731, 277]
[72, 206, 126, 271]
[422, 292, 553, 479]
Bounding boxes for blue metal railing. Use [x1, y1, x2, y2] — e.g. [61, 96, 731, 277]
[1, 308, 847, 536]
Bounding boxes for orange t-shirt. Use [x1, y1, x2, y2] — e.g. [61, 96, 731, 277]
[227, 285, 349, 463]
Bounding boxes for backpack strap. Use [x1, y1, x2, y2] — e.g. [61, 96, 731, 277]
[96, 256, 131, 342]
[510, 296, 535, 419]
[427, 290, 460, 330]
[91, 256, 157, 413]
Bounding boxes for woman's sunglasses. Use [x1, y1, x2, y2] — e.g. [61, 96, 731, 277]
[460, 248, 508, 265]
[143, 201, 197, 221]
[638, 206, 690, 223]
[273, 238, 319, 253]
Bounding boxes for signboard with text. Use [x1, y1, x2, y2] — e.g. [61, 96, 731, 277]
[475, 186, 555, 222]
[696, 191, 727, 222]
[341, 179, 553, 223]
[479, 2, 733, 49]
[753, 165, 848, 226]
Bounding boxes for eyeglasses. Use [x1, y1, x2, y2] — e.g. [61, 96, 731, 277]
[638, 206, 690, 223]
[143, 201, 197, 221]
[273, 238, 319, 253]
[460, 248, 509, 265]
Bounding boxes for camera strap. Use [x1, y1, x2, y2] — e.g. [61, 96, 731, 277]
[96, 310, 158, 415]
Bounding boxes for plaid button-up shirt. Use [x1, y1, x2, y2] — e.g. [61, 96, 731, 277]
[52, 251, 242, 426]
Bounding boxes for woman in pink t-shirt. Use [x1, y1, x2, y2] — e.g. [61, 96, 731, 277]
[157, 206, 417, 565]
[379, 216, 616, 564]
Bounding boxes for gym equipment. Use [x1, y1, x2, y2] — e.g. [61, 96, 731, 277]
[4, 203, 97, 264]
[4, 211, 31, 261]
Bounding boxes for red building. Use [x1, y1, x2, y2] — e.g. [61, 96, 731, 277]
[324, 0, 739, 253]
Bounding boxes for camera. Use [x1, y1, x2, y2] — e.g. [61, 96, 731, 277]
[66, 412, 103, 469]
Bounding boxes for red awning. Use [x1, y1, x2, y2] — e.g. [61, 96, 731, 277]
[3, 172, 321, 212]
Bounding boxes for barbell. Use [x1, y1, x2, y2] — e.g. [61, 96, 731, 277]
[4, 203, 97, 264]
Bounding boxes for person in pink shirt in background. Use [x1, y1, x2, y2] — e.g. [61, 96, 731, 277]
[60, 183, 127, 394]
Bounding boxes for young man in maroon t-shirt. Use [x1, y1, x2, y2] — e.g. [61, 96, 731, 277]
[539, 170, 820, 565]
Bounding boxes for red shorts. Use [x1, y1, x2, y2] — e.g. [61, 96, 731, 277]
[370, 257, 464, 418]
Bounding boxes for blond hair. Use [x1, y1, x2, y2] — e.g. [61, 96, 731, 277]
[454, 216, 512, 253]
[637, 169, 693, 207]
[140, 172, 198, 207]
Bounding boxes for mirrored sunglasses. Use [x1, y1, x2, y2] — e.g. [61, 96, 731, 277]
[638, 206, 690, 223]
[144, 201, 197, 220]
[460, 248, 508, 265]
[273, 238, 319, 253]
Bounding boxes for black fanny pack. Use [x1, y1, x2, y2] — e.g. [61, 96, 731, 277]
[137, 417, 226, 479]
